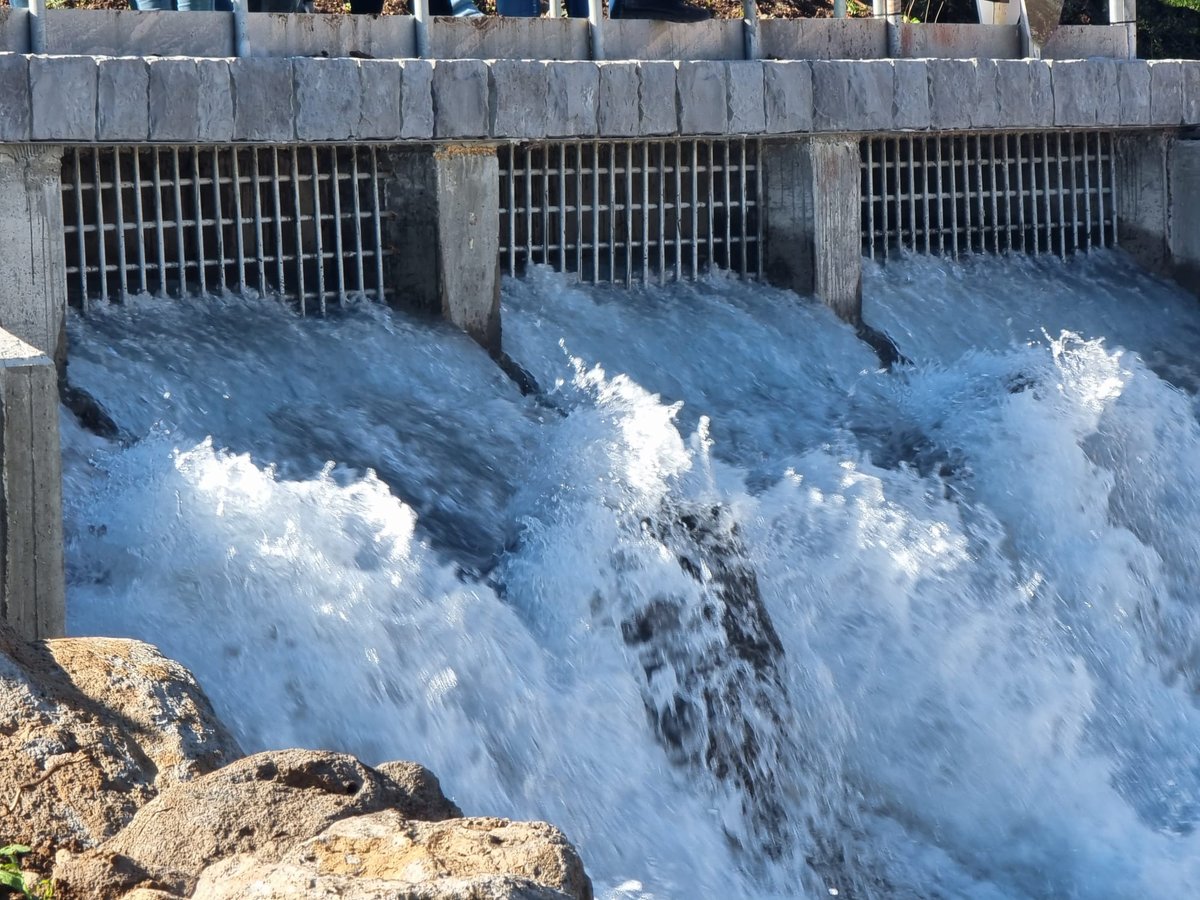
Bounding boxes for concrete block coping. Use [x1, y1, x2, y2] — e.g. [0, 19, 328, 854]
[2, 54, 1199, 145]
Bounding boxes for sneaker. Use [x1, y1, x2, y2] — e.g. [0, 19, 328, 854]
[612, 0, 712, 22]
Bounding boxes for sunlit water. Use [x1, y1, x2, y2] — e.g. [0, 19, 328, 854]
[62, 250, 1200, 898]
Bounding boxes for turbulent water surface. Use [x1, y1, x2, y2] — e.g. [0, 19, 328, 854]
[63, 251, 1200, 898]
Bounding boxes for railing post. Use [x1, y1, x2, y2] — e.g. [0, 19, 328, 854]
[833, 0, 846, 17]
[1109, 0, 1136, 59]
[743, 0, 759, 60]
[550, 0, 563, 17]
[414, 0, 430, 59]
[588, 0, 604, 61]
[28, 0, 45, 54]
[233, 0, 250, 57]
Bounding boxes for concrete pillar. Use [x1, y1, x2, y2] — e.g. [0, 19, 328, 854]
[0, 329, 64, 641]
[0, 145, 68, 367]
[761, 137, 862, 323]
[1115, 132, 1170, 273]
[380, 144, 501, 355]
[1169, 138, 1200, 294]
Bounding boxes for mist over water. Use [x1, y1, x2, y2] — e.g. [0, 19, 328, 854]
[63, 251, 1200, 898]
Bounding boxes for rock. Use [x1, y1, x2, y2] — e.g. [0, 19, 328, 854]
[54, 749, 458, 898]
[0, 626, 240, 872]
[189, 810, 591, 900]
[376, 760, 463, 821]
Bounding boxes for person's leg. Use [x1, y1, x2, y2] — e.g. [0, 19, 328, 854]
[565, 0, 589, 16]
[349, 0, 384, 13]
[495, 0, 539, 15]
[130, 0, 178, 10]
[611, 0, 709, 21]
[174, 0, 214, 10]
[7, 0, 28, 9]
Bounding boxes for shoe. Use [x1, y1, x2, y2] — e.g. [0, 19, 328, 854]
[612, 0, 712, 22]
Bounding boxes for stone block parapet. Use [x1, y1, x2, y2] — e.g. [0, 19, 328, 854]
[3, 54, 1200, 145]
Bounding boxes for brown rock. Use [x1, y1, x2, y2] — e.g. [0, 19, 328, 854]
[0, 625, 240, 873]
[56, 749, 419, 898]
[376, 759, 463, 821]
[189, 810, 591, 900]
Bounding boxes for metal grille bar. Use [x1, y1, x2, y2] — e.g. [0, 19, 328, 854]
[62, 145, 391, 311]
[498, 138, 762, 284]
[861, 131, 1118, 260]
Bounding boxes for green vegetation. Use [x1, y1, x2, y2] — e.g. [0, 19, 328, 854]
[0, 846, 53, 900]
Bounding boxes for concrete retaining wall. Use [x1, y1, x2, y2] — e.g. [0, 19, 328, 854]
[2, 54, 1199, 144]
[0, 8, 1145, 61]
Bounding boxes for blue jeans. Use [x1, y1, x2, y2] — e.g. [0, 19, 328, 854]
[495, 0, 589, 14]
[127, 0, 216, 9]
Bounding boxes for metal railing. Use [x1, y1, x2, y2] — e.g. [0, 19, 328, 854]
[860, 131, 1118, 260]
[62, 145, 391, 313]
[499, 138, 763, 286]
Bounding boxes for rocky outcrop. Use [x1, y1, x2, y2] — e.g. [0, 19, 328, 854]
[0, 626, 241, 871]
[0, 623, 592, 900]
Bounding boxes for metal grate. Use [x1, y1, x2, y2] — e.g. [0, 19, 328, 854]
[499, 139, 762, 285]
[861, 131, 1118, 260]
[62, 145, 391, 312]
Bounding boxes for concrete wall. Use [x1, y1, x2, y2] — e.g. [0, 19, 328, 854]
[2, 54, 1199, 144]
[0, 9, 1141, 61]
[1169, 138, 1200, 293]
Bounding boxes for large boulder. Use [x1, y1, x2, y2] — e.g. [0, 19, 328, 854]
[54, 749, 466, 899]
[0, 626, 241, 872]
[189, 810, 592, 900]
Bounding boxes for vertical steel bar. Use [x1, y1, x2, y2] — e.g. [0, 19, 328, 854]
[974, 135, 985, 254]
[609, 141, 617, 284]
[576, 144, 585, 280]
[893, 138, 903, 250]
[93, 151, 110, 303]
[191, 148, 207, 295]
[309, 147, 326, 314]
[959, 136, 971, 253]
[907, 137, 917, 253]
[1068, 131, 1080, 253]
[1055, 132, 1067, 258]
[132, 150, 148, 295]
[879, 140, 890, 260]
[525, 146, 534, 269]
[112, 150, 129, 298]
[722, 141, 731, 271]
[947, 137, 959, 258]
[152, 148, 168, 298]
[920, 138, 931, 254]
[330, 149, 347, 306]
[290, 147, 306, 314]
[1013, 134, 1025, 252]
[1096, 133, 1108, 248]
[593, 141, 600, 283]
[676, 140, 684, 281]
[1042, 133, 1053, 254]
[505, 147, 516, 276]
[72, 151, 89, 309]
[542, 146, 551, 268]
[1028, 134, 1040, 254]
[560, 143, 569, 273]
[351, 149, 366, 296]
[231, 148, 246, 294]
[172, 148, 187, 296]
[1082, 132, 1093, 251]
[660, 142, 667, 283]
[738, 139, 748, 277]
[642, 141, 650, 282]
[625, 141, 634, 287]
[934, 137, 946, 255]
[865, 139, 876, 260]
[706, 141, 715, 273]
[1109, 133, 1119, 246]
[754, 138, 763, 280]
[988, 134, 999, 254]
[252, 149, 268, 296]
[691, 140, 699, 280]
[998, 132, 1012, 252]
[370, 147, 386, 303]
[210, 148, 226, 293]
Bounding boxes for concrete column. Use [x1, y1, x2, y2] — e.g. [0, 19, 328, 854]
[0, 145, 68, 367]
[380, 144, 501, 355]
[761, 137, 862, 323]
[1115, 132, 1170, 273]
[1169, 138, 1200, 294]
[0, 329, 64, 641]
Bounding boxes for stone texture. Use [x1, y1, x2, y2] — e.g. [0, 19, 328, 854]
[375, 760, 463, 822]
[994, 59, 1052, 129]
[677, 60, 726, 136]
[0, 627, 240, 876]
[358, 59, 403, 141]
[928, 58, 985, 131]
[195, 58, 233, 143]
[892, 59, 929, 131]
[813, 59, 892, 132]
[972, 58, 1001, 129]
[489, 59, 548, 139]
[148, 58, 198, 142]
[0, 54, 29, 142]
[1117, 60, 1152, 127]
[597, 62, 639, 137]
[637, 60, 677, 137]
[400, 59, 435, 140]
[546, 61, 599, 138]
[190, 812, 591, 900]
[1051, 59, 1097, 127]
[726, 61, 765, 135]
[433, 59, 489, 140]
[96, 58, 148, 142]
[1149, 60, 1183, 126]
[31, 55, 96, 141]
[295, 57, 360, 142]
[232, 57, 293, 143]
[1183, 60, 1200, 125]
[763, 60, 812, 134]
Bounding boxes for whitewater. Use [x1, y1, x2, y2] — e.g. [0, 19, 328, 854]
[61, 250, 1200, 899]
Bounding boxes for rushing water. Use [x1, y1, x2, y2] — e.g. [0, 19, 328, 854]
[62, 250, 1200, 899]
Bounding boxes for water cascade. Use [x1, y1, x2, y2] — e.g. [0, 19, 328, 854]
[62, 251, 1200, 898]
